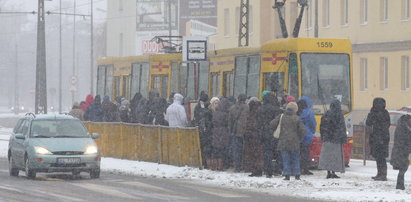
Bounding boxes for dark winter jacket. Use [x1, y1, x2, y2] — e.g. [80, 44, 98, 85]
[211, 98, 231, 149]
[152, 97, 168, 126]
[84, 95, 103, 122]
[144, 90, 159, 124]
[102, 96, 120, 122]
[320, 100, 347, 144]
[270, 110, 306, 151]
[390, 115, 411, 170]
[194, 100, 213, 142]
[130, 93, 143, 123]
[256, 93, 283, 142]
[366, 98, 390, 158]
[135, 98, 148, 124]
[228, 102, 249, 138]
[299, 96, 317, 144]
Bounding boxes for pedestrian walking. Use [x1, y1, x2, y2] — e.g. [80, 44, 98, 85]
[319, 99, 347, 179]
[165, 93, 188, 127]
[271, 102, 306, 180]
[390, 114, 411, 190]
[366, 97, 390, 181]
[256, 91, 283, 178]
[228, 94, 249, 172]
[297, 96, 316, 175]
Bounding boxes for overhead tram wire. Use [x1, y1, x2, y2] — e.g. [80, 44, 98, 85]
[48, 0, 105, 13]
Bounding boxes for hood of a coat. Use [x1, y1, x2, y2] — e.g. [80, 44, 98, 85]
[173, 93, 184, 104]
[372, 97, 386, 112]
[301, 96, 312, 108]
[85, 94, 94, 104]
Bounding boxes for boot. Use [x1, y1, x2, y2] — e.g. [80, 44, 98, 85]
[396, 170, 406, 190]
[374, 167, 387, 181]
[326, 171, 332, 179]
[283, 175, 290, 180]
[295, 175, 301, 180]
[331, 171, 340, 179]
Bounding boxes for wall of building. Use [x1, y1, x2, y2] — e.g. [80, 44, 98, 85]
[106, 0, 136, 57]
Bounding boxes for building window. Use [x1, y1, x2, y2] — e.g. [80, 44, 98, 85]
[402, 56, 410, 90]
[119, 33, 123, 56]
[360, 0, 368, 24]
[322, 0, 330, 27]
[306, 0, 313, 30]
[224, 8, 230, 36]
[341, 0, 348, 25]
[380, 0, 388, 21]
[380, 57, 388, 90]
[402, 0, 410, 20]
[360, 58, 368, 91]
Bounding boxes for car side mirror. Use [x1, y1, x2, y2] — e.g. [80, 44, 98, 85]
[91, 133, 101, 139]
[15, 134, 25, 140]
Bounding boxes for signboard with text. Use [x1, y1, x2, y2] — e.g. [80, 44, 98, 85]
[179, 0, 217, 35]
[136, 0, 178, 31]
[183, 36, 207, 61]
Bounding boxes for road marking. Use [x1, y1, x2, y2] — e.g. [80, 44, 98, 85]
[118, 181, 190, 200]
[72, 183, 142, 200]
[0, 185, 24, 193]
[184, 185, 249, 198]
[34, 189, 85, 202]
[0, 169, 8, 173]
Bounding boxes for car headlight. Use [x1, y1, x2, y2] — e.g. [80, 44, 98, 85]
[35, 147, 52, 155]
[84, 146, 98, 155]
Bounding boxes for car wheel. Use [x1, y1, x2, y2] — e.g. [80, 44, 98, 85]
[90, 169, 100, 179]
[8, 155, 19, 176]
[25, 157, 36, 179]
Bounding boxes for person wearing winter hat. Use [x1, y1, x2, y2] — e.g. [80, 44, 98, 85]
[209, 97, 220, 112]
[270, 101, 306, 180]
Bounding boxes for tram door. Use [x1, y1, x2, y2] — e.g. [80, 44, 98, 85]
[210, 72, 220, 97]
[223, 71, 234, 97]
[151, 75, 168, 98]
[113, 76, 121, 99]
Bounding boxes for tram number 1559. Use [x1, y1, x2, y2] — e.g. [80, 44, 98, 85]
[317, 42, 333, 48]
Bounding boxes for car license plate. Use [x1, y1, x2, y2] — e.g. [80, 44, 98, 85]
[57, 158, 81, 164]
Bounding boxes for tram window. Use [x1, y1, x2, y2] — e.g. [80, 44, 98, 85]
[288, 53, 298, 99]
[247, 55, 261, 98]
[223, 72, 234, 97]
[187, 63, 196, 99]
[263, 72, 285, 95]
[161, 76, 168, 98]
[170, 62, 179, 95]
[234, 56, 248, 97]
[179, 64, 188, 96]
[198, 61, 210, 96]
[140, 63, 150, 98]
[152, 76, 161, 93]
[97, 66, 106, 97]
[124, 76, 131, 99]
[114, 76, 121, 98]
[211, 73, 220, 97]
[105, 65, 114, 99]
[131, 63, 141, 97]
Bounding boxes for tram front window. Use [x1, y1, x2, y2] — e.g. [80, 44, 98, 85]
[301, 53, 351, 115]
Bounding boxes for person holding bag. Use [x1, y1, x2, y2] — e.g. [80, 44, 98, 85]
[270, 102, 306, 180]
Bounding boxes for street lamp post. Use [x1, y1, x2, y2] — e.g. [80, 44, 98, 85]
[35, 0, 47, 114]
[90, 0, 94, 95]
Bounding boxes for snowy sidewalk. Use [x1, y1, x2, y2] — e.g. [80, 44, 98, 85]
[0, 127, 410, 201]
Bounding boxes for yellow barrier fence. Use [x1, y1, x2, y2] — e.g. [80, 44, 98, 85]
[83, 122, 202, 168]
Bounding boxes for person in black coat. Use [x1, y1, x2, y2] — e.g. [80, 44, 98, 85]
[256, 92, 283, 178]
[102, 96, 120, 122]
[129, 92, 143, 123]
[152, 97, 168, 126]
[193, 91, 213, 169]
[390, 114, 411, 190]
[319, 99, 347, 179]
[366, 97, 390, 181]
[84, 95, 104, 122]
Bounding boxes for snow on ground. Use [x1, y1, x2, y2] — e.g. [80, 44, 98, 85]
[0, 126, 410, 201]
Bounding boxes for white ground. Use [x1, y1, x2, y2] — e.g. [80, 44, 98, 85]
[1, 127, 410, 201]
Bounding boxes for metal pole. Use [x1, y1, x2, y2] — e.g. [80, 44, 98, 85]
[90, 0, 94, 95]
[314, 0, 318, 38]
[59, 0, 62, 113]
[72, 0, 76, 104]
[15, 43, 19, 115]
[35, 0, 47, 114]
[168, 0, 172, 42]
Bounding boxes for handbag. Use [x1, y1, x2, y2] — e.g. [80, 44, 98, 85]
[273, 114, 283, 139]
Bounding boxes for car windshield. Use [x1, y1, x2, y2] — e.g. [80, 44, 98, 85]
[30, 119, 88, 138]
[301, 53, 351, 115]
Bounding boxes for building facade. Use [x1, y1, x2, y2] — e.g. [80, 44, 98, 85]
[211, 0, 411, 115]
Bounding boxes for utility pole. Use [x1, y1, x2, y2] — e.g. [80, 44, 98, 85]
[168, 0, 172, 43]
[90, 0, 94, 95]
[59, 0, 62, 113]
[15, 43, 19, 115]
[238, 0, 249, 47]
[72, 0, 76, 104]
[35, 0, 47, 114]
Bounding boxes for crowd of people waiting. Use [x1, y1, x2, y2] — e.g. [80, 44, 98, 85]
[69, 91, 411, 189]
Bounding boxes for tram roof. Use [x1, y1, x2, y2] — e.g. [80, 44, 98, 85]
[208, 46, 260, 57]
[261, 38, 352, 53]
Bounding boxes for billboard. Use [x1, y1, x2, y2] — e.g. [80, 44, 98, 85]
[136, 0, 178, 31]
[179, 0, 217, 35]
